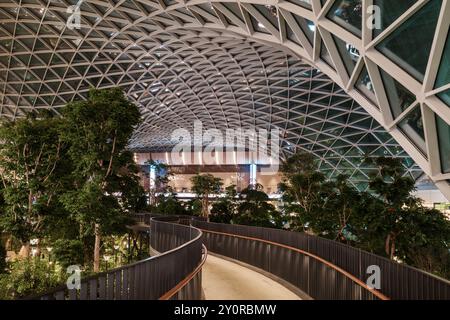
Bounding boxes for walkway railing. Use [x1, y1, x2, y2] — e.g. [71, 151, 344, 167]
[30, 217, 205, 300]
[30, 213, 450, 300]
[192, 220, 450, 300]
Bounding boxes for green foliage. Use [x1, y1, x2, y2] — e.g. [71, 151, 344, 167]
[0, 112, 66, 244]
[108, 151, 147, 213]
[0, 258, 62, 299]
[0, 88, 147, 296]
[355, 157, 436, 259]
[52, 239, 84, 269]
[153, 193, 188, 215]
[185, 199, 203, 216]
[279, 153, 450, 279]
[190, 173, 223, 196]
[58, 88, 141, 270]
[235, 184, 281, 228]
[279, 153, 328, 231]
[211, 185, 238, 223]
[313, 175, 364, 242]
[59, 87, 141, 179]
[60, 179, 130, 236]
[190, 174, 223, 219]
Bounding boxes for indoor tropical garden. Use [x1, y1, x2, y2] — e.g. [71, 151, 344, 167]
[0, 88, 449, 300]
[0, 88, 148, 299]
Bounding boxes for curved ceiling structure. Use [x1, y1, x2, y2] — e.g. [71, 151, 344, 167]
[0, 0, 448, 197]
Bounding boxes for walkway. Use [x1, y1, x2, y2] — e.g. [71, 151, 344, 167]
[202, 255, 301, 300]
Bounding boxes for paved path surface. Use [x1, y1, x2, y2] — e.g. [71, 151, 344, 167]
[202, 255, 301, 300]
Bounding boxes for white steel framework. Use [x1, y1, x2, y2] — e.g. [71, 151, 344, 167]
[0, 0, 448, 196]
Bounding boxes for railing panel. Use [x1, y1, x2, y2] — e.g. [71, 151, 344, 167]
[30, 217, 204, 300]
[98, 275, 106, 299]
[193, 220, 450, 300]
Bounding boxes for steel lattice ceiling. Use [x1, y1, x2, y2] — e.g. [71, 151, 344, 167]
[0, 0, 449, 196]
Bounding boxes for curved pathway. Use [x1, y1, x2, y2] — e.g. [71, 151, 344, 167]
[202, 255, 301, 300]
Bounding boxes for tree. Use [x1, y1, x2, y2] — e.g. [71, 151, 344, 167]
[395, 206, 450, 271]
[108, 152, 147, 213]
[365, 157, 418, 259]
[0, 112, 65, 257]
[316, 175, 364, 243]
[185, 199, 203, 216]
[190, 174, 223, 221]
[59, 87, 141, 272]
[278, 153, 328, 231]
[211, 185, 238, 223]
[154, 193, 188, 215]
[235, 184, 281, 228]
[346, 157, 450, 279]
[52, 239, 84, 269]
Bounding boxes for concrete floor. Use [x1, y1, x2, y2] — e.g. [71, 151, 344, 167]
[202, 255, 301, 300]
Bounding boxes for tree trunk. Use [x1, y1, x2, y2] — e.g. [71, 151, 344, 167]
[35, 242, 41, 258]
[202, 197, 209, 222]
[18, 242, 30, 258]
[390, 239, 396, 260]
[93, 223, 101, 272]
[385, 233, 396, 259]
[149, 190, 156, 206]
[5, 235, 12, 251]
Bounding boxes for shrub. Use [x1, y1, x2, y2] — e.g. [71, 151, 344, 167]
[53, 239, 84, 269]
[0, 258, 62, 299]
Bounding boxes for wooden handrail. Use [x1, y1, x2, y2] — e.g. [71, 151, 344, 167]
[199, 228, 389, 300]
[159, 244, 208, 300]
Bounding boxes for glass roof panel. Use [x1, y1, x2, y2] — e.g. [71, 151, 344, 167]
[376, 0, 442, 82]
[398, 106, 426, 154]
[379, 67, 416, 119]
[436, 113, 450, 173]
[372, 0, 417, 38]
[327, 0, 362, 37]
[435, 28, 450, 89]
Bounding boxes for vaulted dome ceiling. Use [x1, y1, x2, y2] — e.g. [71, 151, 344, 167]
[0, 0, 448, 196]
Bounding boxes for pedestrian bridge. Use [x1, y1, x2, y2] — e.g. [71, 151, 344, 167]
[34, 214, 450, 300]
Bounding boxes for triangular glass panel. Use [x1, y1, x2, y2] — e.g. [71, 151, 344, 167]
[438, 88, 450, 107]
[320, 39, 335, 69]
[196, 3, 219, 17]
[254, 4, 278, 28]
[292, 14, 315, 45]
[435, 112, 450, 173]
[434, 27, 450, 89]
[372, 0, 418, 38]
[327, 0, 362, 37]
[332, 35, 359, 76]
[379, 67, 416, 118]
[289, 0, 312, 9]
[14, 24, 31, 36]
[398, 106, 426, 153]
[355, 64, 377, 104]
[376, 0, 442, 82]
[16, 54, 31, 65]
[247, 11, 270, 34]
